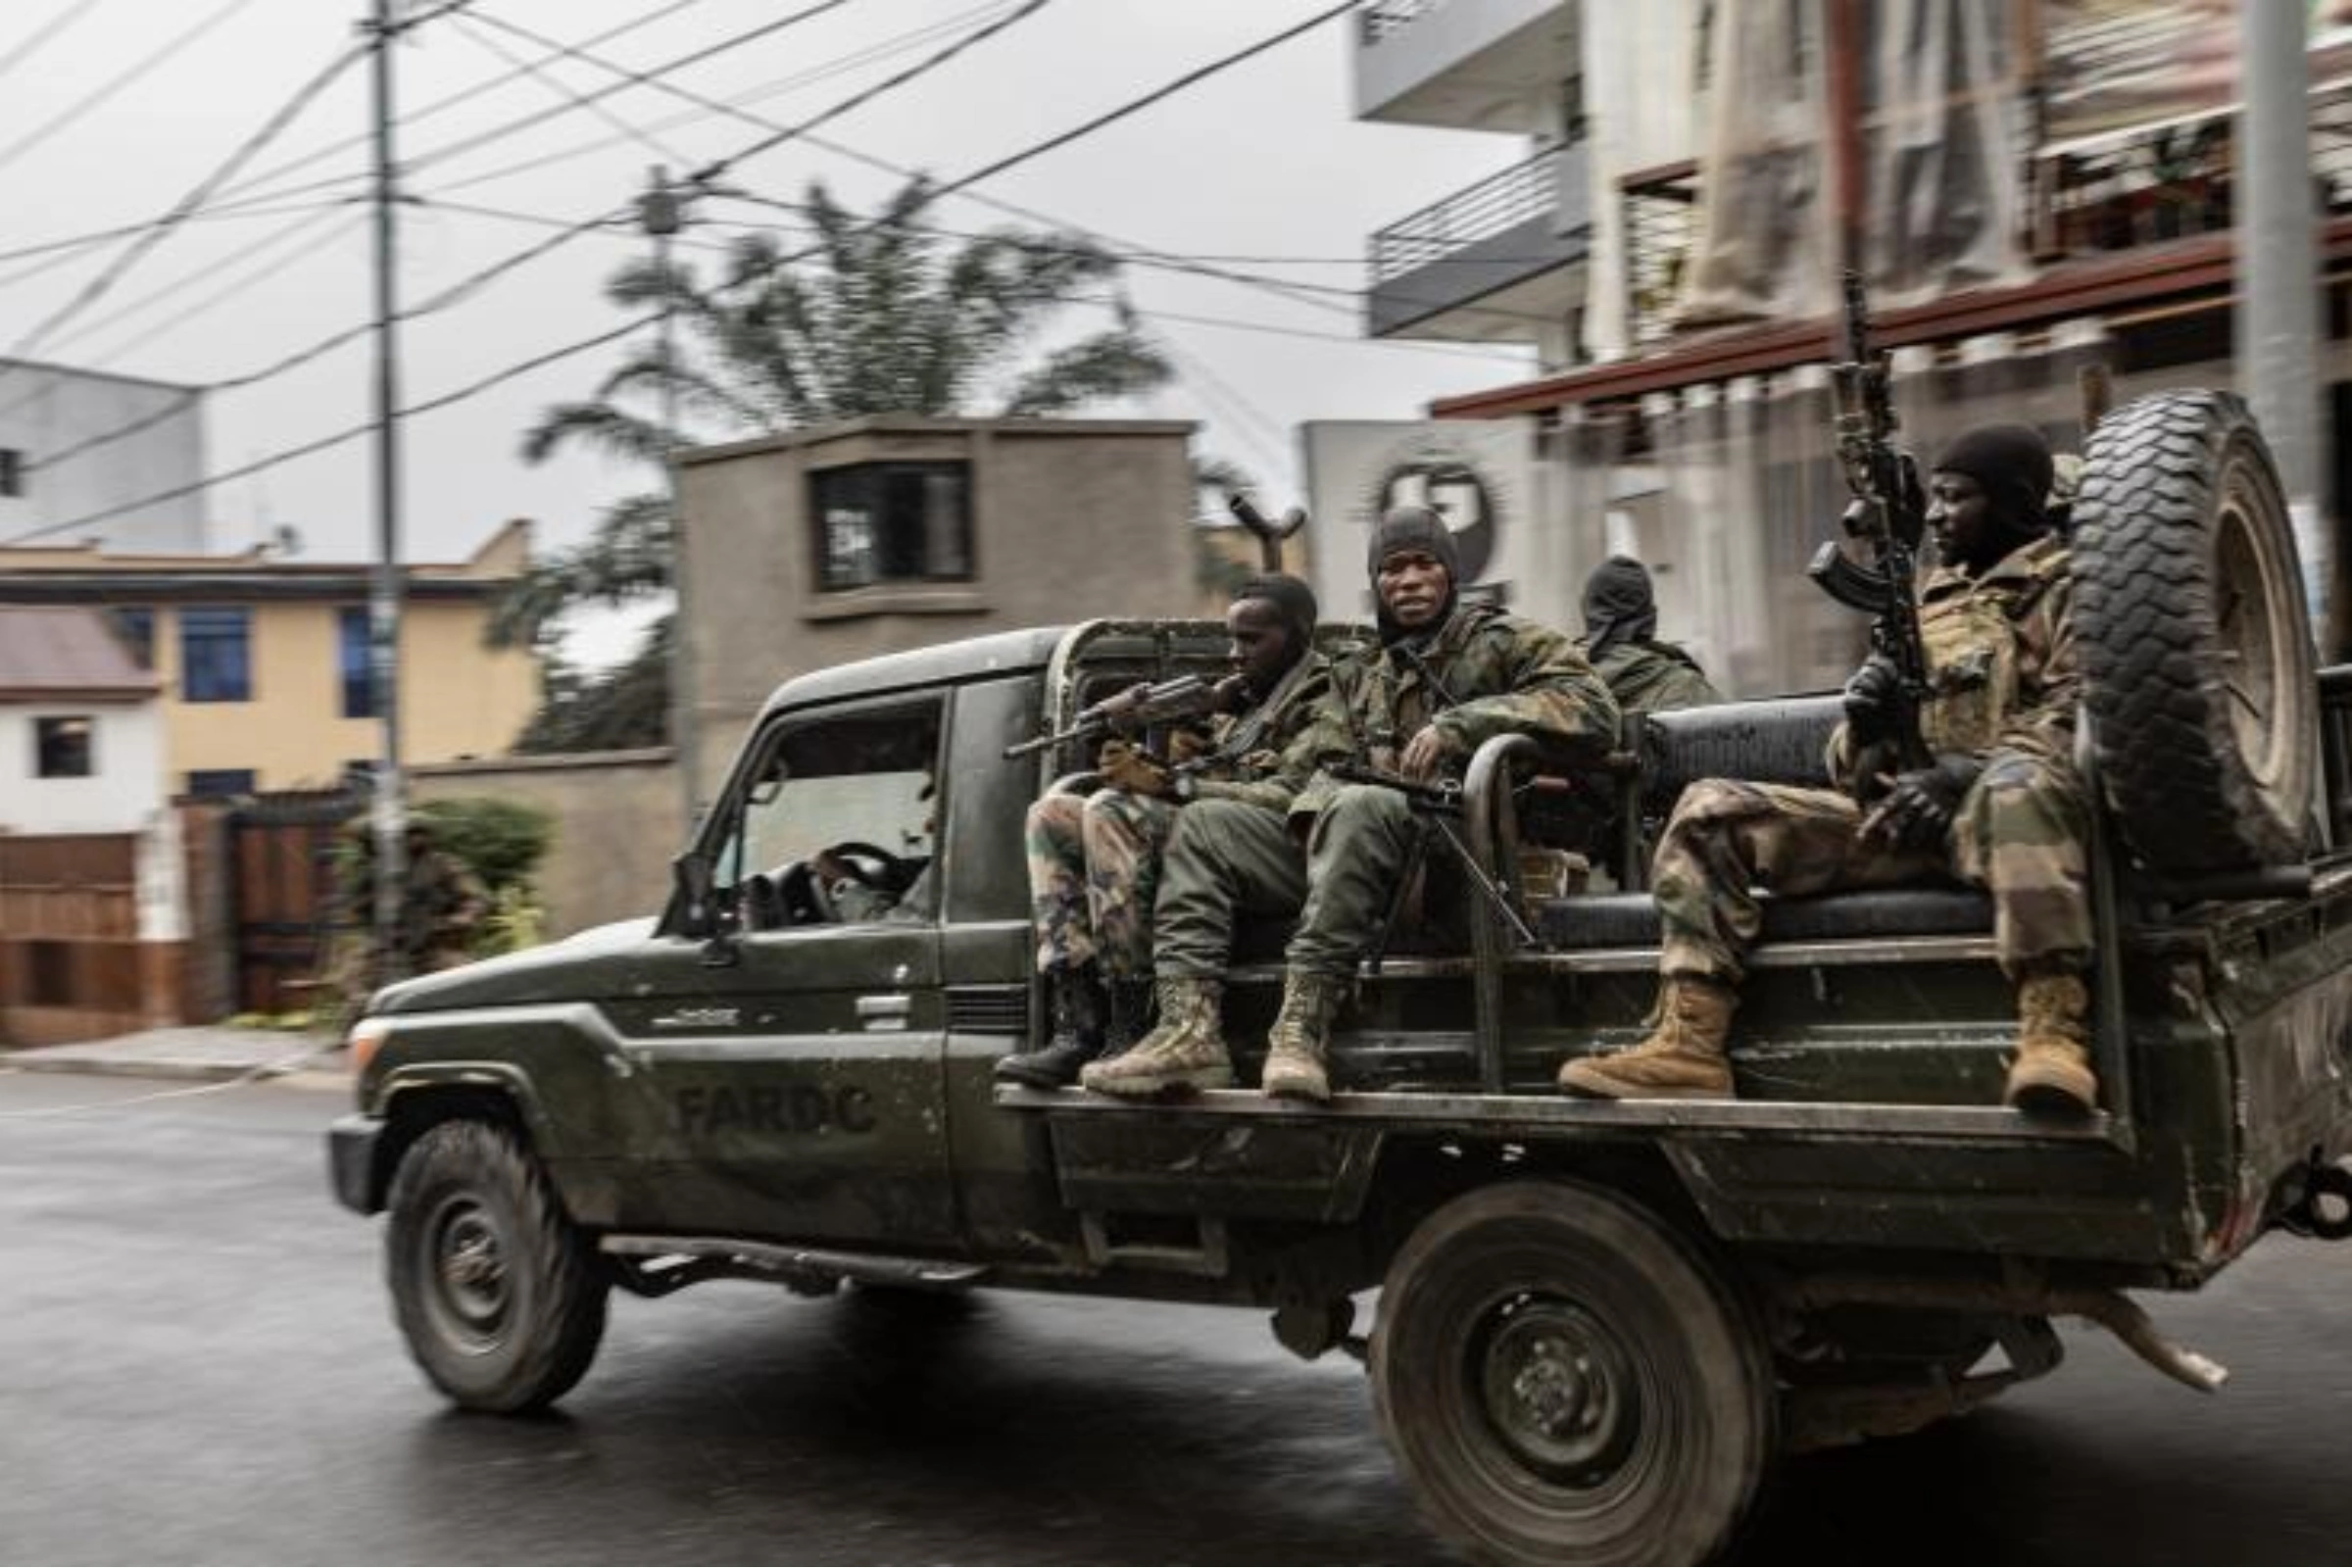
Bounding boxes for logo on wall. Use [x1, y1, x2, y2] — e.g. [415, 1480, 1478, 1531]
[1302, 420, 1537, 622]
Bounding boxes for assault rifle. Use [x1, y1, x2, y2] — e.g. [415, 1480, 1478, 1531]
[1807, 269, 1934, 768]
[1329, 762, 1544, 964]
[1003, 673, 1234, 760]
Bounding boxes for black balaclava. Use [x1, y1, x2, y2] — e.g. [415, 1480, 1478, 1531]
[1581, 555, 1657, 662]
[1366, 504, 1460, 643]
[1934, 422, 2055, 535]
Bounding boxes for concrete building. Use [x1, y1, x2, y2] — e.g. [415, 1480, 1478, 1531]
[1349, 1, 2352, 691]
[0, 360, 208, 555]
[675, 416, 1197, 800]
[0, 520, 540, 794]
[0, 606, 187, 1046]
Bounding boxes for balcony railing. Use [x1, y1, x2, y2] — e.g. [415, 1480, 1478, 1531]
[1372, 148, 1562, 286]
[1358, 0, 1447, 47]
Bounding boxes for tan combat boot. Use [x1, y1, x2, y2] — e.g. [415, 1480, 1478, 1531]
[1079, 977, 1233, 1097]
[2004, 970, 2098, 1119]
[1260, 972, 1348, 1102]
[1557, 975, 1737, 1101]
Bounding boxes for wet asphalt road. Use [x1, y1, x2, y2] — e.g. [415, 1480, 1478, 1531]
[2, 1068, 2348, 1565]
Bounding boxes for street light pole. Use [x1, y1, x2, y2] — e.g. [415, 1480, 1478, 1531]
[368, 0, 409, 980]
[639, 165, 699, 830]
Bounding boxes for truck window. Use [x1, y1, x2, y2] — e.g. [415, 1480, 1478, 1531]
[717, 700, 943, 925]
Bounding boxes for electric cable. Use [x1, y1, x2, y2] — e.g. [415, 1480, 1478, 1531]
[0, 0, 110, 93]
[0, 0, 265, 182]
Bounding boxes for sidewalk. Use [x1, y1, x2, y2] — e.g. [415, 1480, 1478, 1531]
[3, 1026, 349, 1088]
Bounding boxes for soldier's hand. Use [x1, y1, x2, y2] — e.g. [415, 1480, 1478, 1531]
[1399, 724, 1456, 781]
[1098, 739, 1172, 798]
[1841, 654, 1905, 744]
[1166, 727, 1210, 765]
[1861, 754, 1983, 851]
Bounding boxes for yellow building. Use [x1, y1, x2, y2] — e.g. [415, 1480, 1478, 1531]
[0, 522, 538, 794]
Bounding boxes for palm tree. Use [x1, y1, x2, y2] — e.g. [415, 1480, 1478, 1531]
[499, 176, 1173, 742]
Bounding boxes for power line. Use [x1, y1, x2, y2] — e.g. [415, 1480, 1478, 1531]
[0, 0, 109, 92]
[0, 0, 266, 182]
[0, 37, 368, 388]
[425, 1, 1015, 199]
[206, 0, 715, 212]
[5, 1, 1376, 544]
[443, 10, 696, 172]
[20, 0, 1057, 481]
[405, 0, 861, 178]
[0, 191, 364, 290]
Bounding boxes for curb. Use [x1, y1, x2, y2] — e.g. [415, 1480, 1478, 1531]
[5, 1052, 345, 1087]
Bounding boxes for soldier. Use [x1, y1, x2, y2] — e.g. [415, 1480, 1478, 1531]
[1561, 422, 2097, 1117]
[996, 574, 1333, 1089]
[1083, 504, 1619, 1102]
[1576, 554, 1723, 715]
[334, 819, 490, 1011]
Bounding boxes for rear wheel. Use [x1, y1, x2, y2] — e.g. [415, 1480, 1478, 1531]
[2073, 389, 2320, 871]
[1370, 1181, 1776, 1565]
[386, 1120, 608, 1413]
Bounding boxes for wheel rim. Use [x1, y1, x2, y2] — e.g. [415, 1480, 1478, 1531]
[1475, 1293, 1642, 1483]
[422, 1194, 513, 1351]
[2214, 456, 2294, 798]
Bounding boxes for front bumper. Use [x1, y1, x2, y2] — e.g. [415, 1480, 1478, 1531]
[327, 1114, 383, 1214]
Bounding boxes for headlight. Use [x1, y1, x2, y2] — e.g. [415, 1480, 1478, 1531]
[346, 1017, 392, 1074]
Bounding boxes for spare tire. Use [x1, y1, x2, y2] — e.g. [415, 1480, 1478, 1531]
[2073, 390, 2319, 872]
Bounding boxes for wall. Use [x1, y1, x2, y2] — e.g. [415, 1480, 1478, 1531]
[676, 417, 1196, 800]
[144, 598, 537, 791]
[0, 700, 165, 834]
[0, 364, 206, 554]
[409, 748, 680, 939]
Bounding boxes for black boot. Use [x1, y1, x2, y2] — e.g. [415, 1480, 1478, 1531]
[1105, 979, 1154, 1054]
[995, 967, 1106, 1088]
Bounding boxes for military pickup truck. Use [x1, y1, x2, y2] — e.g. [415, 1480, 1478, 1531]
[330, 392, 2352, 1565]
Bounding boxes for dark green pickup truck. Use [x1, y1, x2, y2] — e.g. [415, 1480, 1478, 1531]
[331, 393, 2352, 1564]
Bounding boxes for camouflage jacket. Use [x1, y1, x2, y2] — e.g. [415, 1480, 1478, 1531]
[1293, 604, 1620, 817]
[1183, 652, 1343, 813]
[1833, 532, 2079, 793]
[1581, 638, 1723, 717]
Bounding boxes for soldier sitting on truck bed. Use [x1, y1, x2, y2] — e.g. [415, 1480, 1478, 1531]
[1562, 422, 2100, 1118]
[1082, 504, 1619, 1102]
[995, 573, 1335, 1090]
[1575, 554, 1723, 717]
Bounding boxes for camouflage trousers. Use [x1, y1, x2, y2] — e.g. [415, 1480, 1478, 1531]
[1654, 746, 2091, 984]
[1155, 785, 1419, 980]
[1026, 788, 1178, 978]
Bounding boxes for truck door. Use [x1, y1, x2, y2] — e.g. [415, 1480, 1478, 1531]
[612, 696, 955, 1246]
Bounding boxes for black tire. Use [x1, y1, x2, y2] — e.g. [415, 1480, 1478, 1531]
[2073, 389, 2320, 871]
[1369, 1182, 1776, 1565]
[385, 1120, 609, 1413]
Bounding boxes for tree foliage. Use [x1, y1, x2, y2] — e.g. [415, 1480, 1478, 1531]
[498, 177, 1174, 720]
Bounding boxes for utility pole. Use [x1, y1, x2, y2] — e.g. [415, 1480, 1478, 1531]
[639, 165, 699, 829]
[2239, 1, 2331, 643]
[368, 0, 409, 981]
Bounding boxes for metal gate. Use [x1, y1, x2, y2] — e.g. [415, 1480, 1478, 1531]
[226, 790, 358, 1014]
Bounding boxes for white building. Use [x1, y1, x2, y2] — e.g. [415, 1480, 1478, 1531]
[0, 605, 185, 1047]
[0, 361, 208, 555]
[1348, 1, 2352, 688]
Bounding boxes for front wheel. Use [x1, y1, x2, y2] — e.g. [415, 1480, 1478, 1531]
[385, 1120, 609, 1413]
[1370, 1181, 1776, 1565]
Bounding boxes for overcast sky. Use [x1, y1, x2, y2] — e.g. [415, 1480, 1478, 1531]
[0, 0, 1540, 661]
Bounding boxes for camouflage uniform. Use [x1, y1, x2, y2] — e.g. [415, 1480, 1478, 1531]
[1653, 533, 2087, 984]
[1154, 605, 1621, 981]
[1582, 638, 1723, 717]
[1027, 653, 1335, 979]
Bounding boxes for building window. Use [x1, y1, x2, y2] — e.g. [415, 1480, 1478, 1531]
[25, 941, 73, 1006]
[185, 768, 256, 799]
[109, 607, 155, 668]
[33, 715, 93, 778]
[336, 606, 376, 718]
[810, 461, 973, 592]
[0, 449, 23, 499]
[179, 606, 251, 703]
